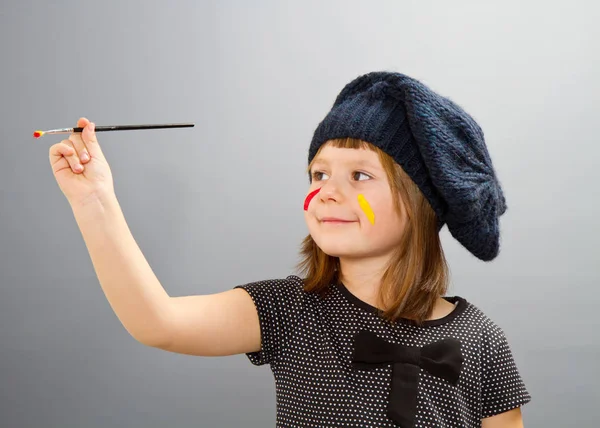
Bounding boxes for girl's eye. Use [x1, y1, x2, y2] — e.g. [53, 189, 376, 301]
[311, 171, 329, 181]
[311, 171, 370, 181]
[353, 171, 371, 181]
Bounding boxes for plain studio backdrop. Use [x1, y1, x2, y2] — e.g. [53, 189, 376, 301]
[1, 1, 598, 427]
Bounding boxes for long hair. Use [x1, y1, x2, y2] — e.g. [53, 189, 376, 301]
[296, 138, 449, 325]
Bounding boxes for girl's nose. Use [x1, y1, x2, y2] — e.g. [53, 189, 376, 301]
[318, 176, 346, 203]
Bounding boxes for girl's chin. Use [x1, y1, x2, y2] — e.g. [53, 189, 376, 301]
[315, 243, 369, 259]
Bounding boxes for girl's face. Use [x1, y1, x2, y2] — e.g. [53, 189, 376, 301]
[304, 144, 406, 260]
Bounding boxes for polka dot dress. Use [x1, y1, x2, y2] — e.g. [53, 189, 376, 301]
[234, 275, 531, 427]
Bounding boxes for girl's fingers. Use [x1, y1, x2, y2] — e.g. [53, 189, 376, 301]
[81, 122, 101, 159]
[49, 140, 84, 174]
[74, 118, 103, 161]
[69, 118, 91, 164]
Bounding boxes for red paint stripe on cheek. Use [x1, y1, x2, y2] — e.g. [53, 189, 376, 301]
[304, 188, 321, 210]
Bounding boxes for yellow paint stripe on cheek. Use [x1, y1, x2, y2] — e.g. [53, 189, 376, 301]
[357, 194, 375, 225]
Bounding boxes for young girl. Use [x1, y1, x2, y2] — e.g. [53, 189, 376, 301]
[49, 71, 531, 427]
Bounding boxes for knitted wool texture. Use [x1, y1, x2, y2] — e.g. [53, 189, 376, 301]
[308, 71, 506, 261]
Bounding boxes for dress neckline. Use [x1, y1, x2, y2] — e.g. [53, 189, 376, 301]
[336, 282, 468, 327]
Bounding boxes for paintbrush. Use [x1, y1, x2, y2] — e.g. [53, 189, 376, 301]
[33, 123, 194, 138]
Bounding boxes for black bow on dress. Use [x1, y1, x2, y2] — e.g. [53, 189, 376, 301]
[351, 330, 463, 427]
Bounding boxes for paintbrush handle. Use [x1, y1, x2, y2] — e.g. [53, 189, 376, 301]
[72, 123, 195, 132]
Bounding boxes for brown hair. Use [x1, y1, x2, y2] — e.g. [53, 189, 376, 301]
[296, 138, 449, 325]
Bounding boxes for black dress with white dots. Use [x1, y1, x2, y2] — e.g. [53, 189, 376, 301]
[234, 275, 531, 427]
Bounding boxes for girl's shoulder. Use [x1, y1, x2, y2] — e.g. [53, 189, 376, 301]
[457, 299, 532, 415]
[455, 297, 518, 353]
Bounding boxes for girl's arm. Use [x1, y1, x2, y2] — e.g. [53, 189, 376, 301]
[481, 407, 524, 428]
[72, 192, 261, 356]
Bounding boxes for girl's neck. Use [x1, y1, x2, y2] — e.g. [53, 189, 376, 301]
[338, 256, 388, 308]
[338, 256, 457, 321]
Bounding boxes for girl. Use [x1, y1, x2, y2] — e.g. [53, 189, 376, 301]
[49, 71, 531, 427]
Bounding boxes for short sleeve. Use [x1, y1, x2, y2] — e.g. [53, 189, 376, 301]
[233, 275, 305, 366]
[480, 322, 532, 418]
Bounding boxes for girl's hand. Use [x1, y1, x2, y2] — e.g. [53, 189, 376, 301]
[49, 117, 115, 207]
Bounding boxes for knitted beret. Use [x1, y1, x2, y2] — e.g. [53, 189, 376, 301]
[308, 71, 507, 261]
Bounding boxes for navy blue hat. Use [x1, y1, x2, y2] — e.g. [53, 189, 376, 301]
[308, 71, 507, 261]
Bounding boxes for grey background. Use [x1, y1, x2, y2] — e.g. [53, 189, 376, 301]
[1, 0, 598, 426]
